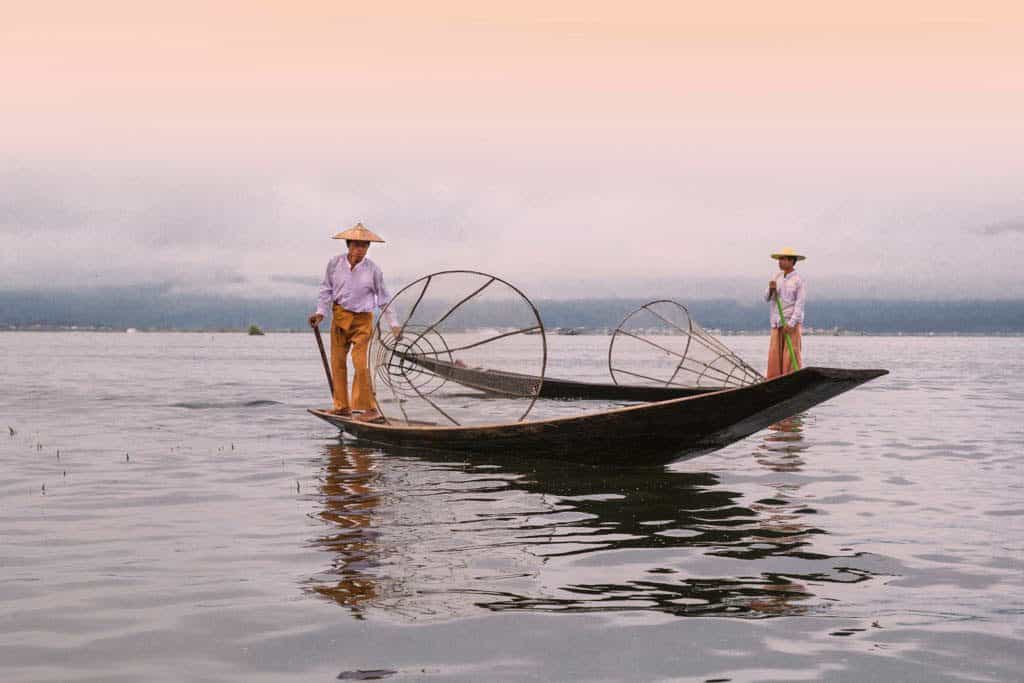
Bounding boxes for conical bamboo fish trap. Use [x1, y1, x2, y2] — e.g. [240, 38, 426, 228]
[369, 270, 547, 426]
[609, 300, 763, 389]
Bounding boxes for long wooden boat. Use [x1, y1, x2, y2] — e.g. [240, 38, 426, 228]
[401, 355, 717, 401]
[310, 366, 887, 466]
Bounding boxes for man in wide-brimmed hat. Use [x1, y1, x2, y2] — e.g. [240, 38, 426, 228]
[309, 222, 401, 421]
[764, 248, 806, 379]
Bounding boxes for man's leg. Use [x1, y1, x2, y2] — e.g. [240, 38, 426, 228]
[330, 307, 353, 412]
[349, 312, 375, 411]
[766, 328, 783, 379]
[782, 324, 802, 374]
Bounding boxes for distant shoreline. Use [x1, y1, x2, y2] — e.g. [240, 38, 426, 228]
[2, 326, 1022, 338]
[3, 292, 1022, 335]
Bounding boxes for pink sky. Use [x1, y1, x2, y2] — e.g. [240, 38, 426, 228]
[2, 2, 1022, 297]
[5, 3, 1020, 146]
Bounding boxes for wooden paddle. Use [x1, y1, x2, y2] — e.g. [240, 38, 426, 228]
[773, 285, 801, 371]
[311, 322, 335, 396]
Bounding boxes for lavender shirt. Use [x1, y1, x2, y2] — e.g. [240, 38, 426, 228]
[764, 271, 806, 327]
[316, 255, 399, 327]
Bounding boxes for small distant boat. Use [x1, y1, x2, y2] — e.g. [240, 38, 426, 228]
[248, 325, 265, 336]
[125, 328, 138, 334]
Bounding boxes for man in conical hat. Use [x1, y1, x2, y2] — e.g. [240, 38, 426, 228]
[309, 222, 401, 421]
[764, 248, 806, 379]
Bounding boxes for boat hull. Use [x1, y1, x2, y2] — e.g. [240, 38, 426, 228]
[309, 367, 887, 466]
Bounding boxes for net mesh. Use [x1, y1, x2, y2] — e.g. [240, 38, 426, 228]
[609, 300, 763, 389]
[370, 271, 547, 426]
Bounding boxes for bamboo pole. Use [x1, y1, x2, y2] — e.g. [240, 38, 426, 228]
[312, 323, 335, 397]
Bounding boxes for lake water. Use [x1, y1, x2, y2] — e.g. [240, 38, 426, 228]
[1, 332, 1021, 682]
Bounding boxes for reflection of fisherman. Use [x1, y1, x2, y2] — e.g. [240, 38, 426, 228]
[765, 248, 806, 379]
[308, 223, 401, 420]
[309, 444, 382, 611]
[759, 416, 807, 472]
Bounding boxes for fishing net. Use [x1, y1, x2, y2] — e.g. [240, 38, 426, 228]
[609, 300, 763, 389]
[369, 270, 547, 426]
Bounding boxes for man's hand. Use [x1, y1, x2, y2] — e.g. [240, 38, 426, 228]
[309, 313, 324, 328]
[391, 326, 403, 341]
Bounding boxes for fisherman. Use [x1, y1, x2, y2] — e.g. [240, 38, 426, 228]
[765, 248, 806, 379]
[309, 223, 401, 421]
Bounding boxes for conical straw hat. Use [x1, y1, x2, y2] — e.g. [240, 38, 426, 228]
[332, 222, 386, 243]
[770, 247, 805, 261]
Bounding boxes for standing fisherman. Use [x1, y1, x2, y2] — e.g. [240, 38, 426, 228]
[765, 248, 806, 379]
[309, 223, 401, 421]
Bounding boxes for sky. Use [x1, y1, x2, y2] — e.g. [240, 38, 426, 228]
[2, 1, 1022, 301]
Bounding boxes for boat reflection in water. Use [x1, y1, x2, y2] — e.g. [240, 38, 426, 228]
[306, 435, 876, 620]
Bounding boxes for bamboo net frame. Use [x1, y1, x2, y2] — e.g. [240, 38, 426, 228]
[609, 300, 763, 389]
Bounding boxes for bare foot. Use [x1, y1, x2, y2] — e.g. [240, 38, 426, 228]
[356, 410, 382, 422]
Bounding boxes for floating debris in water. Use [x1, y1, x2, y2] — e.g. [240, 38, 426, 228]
[337, 670, 398, 680]
[296, 480, 300, 493]
[231, 443, 234, 450]
[41, 483, 46, 494]
[56, 450, 60, 460]
[126, 453, 130, 462]
[7, 426, 14, 436]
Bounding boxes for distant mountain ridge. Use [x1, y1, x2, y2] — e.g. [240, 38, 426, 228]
[2, 288, 1023, 334]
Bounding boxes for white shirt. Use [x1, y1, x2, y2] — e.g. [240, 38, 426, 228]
[765, 270, 806, 327]
[316, 255, 399, 327]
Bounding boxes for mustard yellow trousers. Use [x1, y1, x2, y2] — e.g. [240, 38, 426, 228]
[330, 305, 375, 411]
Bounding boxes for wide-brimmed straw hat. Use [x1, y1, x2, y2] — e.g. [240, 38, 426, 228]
[332, 222, 386, 243]
[770, 247, 805, 261]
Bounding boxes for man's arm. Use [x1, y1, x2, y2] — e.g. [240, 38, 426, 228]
[310, 259, 335, 326]
[765, 273, 779, 302]
[374, 267, 401, 332]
